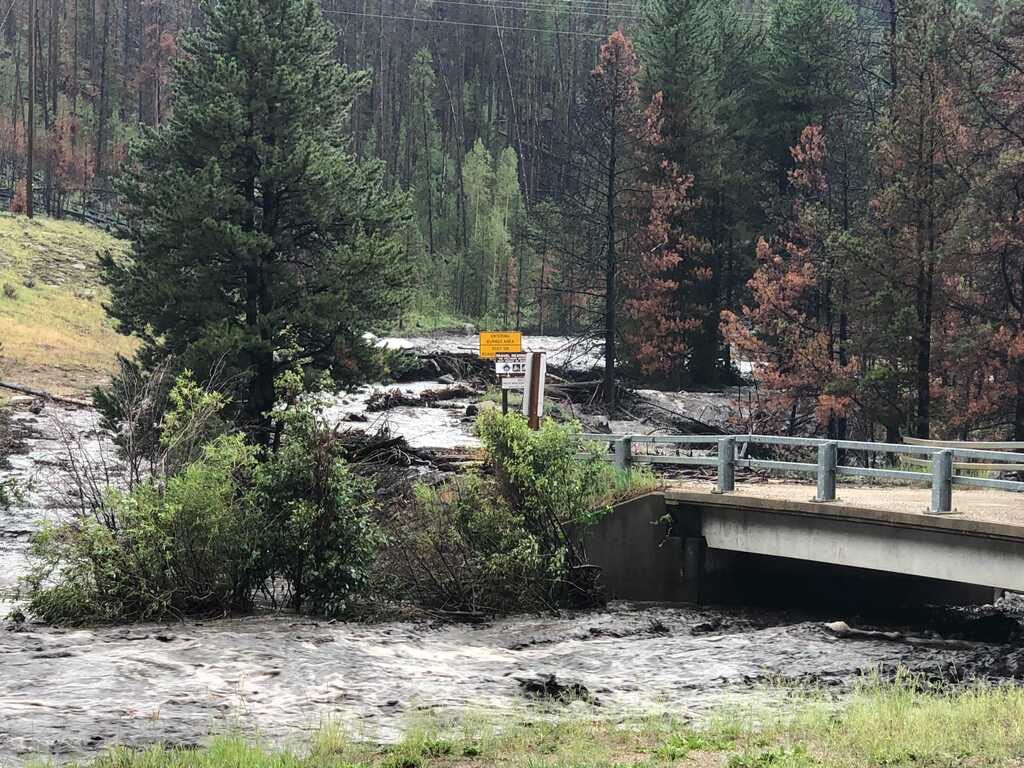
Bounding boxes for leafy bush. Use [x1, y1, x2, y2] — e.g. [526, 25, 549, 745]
[476, 408, 633, 529]
[94, 359, 230, 485]
[727, 746, 816, 768]
[0, 480, 18, 510]
[23, 375, 382, 624]
[380, 412, 654, 613]
[380, 476, 548, 612]
[25, 434, 262, 623]
[251, 406, 383, 614]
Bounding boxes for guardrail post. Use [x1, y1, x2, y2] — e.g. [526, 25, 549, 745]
[928, 449, 953, 514]
[814, 441, 837, 502]
[613, 437, 632, 472]
[714, 436, 735, 494]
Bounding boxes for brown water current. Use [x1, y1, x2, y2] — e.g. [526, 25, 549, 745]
[1, 604, 983, 763]
[1, 403, 1022, 765]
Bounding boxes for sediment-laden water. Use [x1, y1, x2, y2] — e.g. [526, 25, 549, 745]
[2, 401, 1022, 765]
[4, 602, 1016, 763]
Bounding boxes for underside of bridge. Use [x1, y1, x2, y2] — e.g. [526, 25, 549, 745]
[582, 491, 1024, 608]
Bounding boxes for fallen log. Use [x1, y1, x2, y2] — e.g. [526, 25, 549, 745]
[0, 381, 92, 408]
[823, 620, 982, 650]
[366, 385, 479, 412]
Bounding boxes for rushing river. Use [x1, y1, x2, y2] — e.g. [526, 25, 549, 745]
[2, 603, 991, 763]
[1, 402, 1022, 765]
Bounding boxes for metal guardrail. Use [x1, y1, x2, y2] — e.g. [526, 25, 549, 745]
[581, 433, 1024, 515]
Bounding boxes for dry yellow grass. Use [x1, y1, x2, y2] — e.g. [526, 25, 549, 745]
[0, 212, 136, 397]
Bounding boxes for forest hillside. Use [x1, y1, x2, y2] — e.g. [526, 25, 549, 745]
[4, 0, 1024, 442]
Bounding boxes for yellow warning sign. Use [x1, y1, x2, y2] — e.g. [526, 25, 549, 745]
[479, 331, 523, 359]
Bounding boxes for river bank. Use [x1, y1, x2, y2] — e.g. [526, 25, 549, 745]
[4, 601, 1024, 764]
[32, 677, 1024, 768]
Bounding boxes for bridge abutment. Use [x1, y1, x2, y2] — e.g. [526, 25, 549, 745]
[581, 492, 1019, 608]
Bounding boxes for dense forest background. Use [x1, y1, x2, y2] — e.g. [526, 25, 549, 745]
[4, 0, 1024, 444]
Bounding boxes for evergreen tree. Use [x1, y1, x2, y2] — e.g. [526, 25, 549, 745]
[102, 0, 409, 439]
[637, 0, 761, 384]
[957, 3, 1024, 438]
[494, 146, 524, 325]
[409, 48, 442, 259]
[462, 138, 496, 316]
[866, 0, 968, 439]
[757, 0, 858, 188]
[562, 30, 649, 410]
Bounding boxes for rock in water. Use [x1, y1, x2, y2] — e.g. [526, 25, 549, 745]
[823, 620, 852, 637]
[691, 619, 722, 635]
[513, 672, 596, 704]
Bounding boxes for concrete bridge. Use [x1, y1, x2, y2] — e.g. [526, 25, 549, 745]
[581, 433, 1024, 606]
[584, 488, 1024, 606]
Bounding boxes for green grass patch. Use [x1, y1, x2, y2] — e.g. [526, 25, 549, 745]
[39, 677, 1024, 768]
[392, 306, 477, 334]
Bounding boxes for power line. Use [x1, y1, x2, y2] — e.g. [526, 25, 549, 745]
[326, 0, 656, 18]
[411, 0, 652, 13]
[410, 0, 645, 17]
[322, 1, 893, 37]
[322, 7, 615, 35]
[387, 0, 645, 20]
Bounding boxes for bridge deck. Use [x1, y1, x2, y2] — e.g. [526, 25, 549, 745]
[664, 483, 1024, 592]
[667, 481, 1024, 535]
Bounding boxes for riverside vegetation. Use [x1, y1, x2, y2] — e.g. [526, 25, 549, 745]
[33, 677, 1024, 768]
[20, 369, 653, 624]
[4, 0, 651, 625]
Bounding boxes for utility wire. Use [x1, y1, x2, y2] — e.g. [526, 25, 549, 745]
[407, 0, 652, 14]
[322, 8, 615, 35]
[402, 0, 645, 17]
[394, 0, 646, 20]
[325, 1, 893, 31]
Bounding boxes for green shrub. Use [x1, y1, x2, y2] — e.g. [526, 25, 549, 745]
[0, 479, 18, 510]
[0, 408, 23, 510]
[25, 434, 262, 623]
[727, 746, 817, 768]
[381, 475, 548, 612]
[655, 732, 735, 760]
[380, 412, 651, 613]
[251, 405, 383, 614]
[477, 409, 618, 529]
[93, 361, 228, 487]
[23, 374, 383, 623]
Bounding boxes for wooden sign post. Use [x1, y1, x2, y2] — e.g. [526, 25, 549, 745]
[522, 352, 546, 429]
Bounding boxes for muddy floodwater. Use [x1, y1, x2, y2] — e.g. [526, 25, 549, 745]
[3, 602, 1002, 763]
[2, 400, 1023, 765]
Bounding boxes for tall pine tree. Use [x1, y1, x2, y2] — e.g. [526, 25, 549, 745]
[102, 0, 409, 438]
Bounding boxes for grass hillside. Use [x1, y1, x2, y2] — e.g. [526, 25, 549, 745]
[0, 212, 136, 397]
